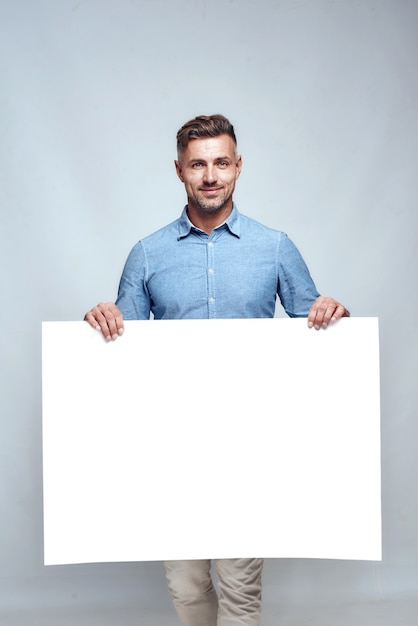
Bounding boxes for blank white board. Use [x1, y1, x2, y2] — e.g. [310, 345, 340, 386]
[42, 318, 381, 565]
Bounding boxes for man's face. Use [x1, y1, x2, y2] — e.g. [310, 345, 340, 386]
[175, 134, 242, 215]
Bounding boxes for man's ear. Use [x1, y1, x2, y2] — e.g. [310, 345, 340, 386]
[174, 159, 184, 182]
[235, 154, 242, 180]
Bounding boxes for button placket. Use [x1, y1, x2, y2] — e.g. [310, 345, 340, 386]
[207, 241, 215, 318]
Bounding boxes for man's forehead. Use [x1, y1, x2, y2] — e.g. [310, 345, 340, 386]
[184, 134, 237, 158]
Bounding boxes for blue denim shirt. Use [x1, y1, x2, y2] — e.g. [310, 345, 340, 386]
[116, 205, 320, 320]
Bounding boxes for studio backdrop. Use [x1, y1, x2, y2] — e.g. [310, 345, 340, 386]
[0, 0, 417, 620]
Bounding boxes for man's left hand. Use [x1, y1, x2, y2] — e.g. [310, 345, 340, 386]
[308, 296, 350, 330]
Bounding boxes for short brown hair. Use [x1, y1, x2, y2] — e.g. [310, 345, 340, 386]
[176, 114, 237, 157]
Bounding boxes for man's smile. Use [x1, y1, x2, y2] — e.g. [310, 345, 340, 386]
[199, 186, 223, 194]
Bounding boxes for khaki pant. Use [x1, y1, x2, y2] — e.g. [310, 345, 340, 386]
[164, 558, 264, 626]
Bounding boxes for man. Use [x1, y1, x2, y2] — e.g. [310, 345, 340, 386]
[85, 114, 349, 626]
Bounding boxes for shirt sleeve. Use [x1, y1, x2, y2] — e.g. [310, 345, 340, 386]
[115, 241, 151, 320]
[276, 233, 320, 317]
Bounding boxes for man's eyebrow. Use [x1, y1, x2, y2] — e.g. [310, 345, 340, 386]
[188, 156, 232, 163]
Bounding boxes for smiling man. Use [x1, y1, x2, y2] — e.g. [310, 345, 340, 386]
[175, 130, 242, 224]
[84, 114, 350, 625]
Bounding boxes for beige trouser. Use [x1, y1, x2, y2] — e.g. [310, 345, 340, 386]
[164, 558, 264, 626]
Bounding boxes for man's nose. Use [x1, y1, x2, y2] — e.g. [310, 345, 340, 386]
[203, 164, 217, 184]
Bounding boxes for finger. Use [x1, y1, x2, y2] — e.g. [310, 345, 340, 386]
[105, 303, 125, 338]
[87, 306, 113, 340]
[84, 310, 101, 330]
[329, 304, 349, 323]
[86, 303, 124, 340]
[307, 307, 318, 329]
[98, 303, 123, 340]
[320, 302, 340, 328]
[111, 305, 125, 335]
[308, 297, 341, 330]
[308, 297, 329, 330]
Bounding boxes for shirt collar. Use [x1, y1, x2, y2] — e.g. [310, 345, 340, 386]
[177, 203, 241, 240]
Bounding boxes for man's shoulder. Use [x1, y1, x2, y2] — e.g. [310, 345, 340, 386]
[139, 216, 182, 246]
[124, 216, 182, 261]
[238, 211, 286, 240]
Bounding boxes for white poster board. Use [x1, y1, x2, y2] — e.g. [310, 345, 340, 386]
[42, 318, 381, 565]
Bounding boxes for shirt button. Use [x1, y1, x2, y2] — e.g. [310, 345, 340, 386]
[208, 242, 214, 247]
[208, 268, 214, 274]
[209, 297, 215, 303]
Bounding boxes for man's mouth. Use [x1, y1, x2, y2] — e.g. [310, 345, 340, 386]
[200, 187, 222, 195]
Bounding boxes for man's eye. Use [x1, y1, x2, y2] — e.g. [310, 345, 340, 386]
[218, 161, 229, 167]
[192, 162, 203, 168]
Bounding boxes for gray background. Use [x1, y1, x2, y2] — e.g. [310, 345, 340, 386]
[1, 0, 417, 624]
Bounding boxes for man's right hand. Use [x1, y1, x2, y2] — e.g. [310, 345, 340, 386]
[84, 302, 125, 341]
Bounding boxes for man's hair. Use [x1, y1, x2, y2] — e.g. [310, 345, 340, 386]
[176, 114, 237, 157]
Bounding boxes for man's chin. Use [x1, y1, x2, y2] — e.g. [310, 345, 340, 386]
[196, 198, 228, 213]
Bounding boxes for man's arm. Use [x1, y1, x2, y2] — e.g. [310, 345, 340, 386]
[84, 240, 151, 339]
[84, 302, 125, 340]
[274, 233, 349, 329]
[307, 296, 350, 330]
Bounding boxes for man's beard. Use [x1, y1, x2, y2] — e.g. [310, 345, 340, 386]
[195, 189, 230, 213]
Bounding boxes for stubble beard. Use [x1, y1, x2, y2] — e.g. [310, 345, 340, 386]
[194, 189, 231, 214]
